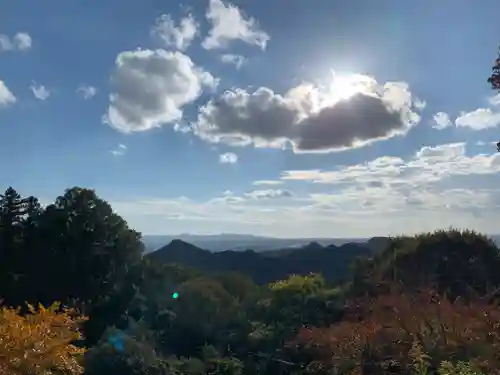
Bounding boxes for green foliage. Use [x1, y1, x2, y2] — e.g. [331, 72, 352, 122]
[3, 185, 500, 375]
[438, 361, 485, 375]
[147, 238, 371, 285]
[156, 275, 252, 357]
[488, 46, 500, 91]
[84, 331, 168, 375]
[351, 229, 500, 300]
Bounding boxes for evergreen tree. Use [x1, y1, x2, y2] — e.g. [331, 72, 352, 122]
[0, 187, 32, 306]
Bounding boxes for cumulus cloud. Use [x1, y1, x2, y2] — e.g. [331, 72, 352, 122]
[0, 32, 32, 51]
[220, 54, 246, 69]
[192, 73, 423, 153]
[455, 108, 500, 130]
[77, 85, 97, 100]
[219, 152, 238, 164]
[0, 80, 16, 107]
[30, 82, 50, 101]
[432, 112, 451, 130]
[202, 0, 269, 50]
[151, 14, 198, 51]
[105, 49, 218, 133]
[110, 144, 127, 156]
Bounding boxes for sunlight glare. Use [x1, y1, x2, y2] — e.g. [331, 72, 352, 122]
[328, 72, 376, 103]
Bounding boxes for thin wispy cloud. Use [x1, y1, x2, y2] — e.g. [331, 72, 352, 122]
[30, 82, 50, 101]
[111, 144, 127, 156]
[77, 85, 97, 100]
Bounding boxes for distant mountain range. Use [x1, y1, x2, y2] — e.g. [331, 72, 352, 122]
[142, 233, 500, 254]
[141, 233, 371, 253]
[145, 236, 390, 284]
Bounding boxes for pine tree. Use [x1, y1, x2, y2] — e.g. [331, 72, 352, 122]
[0, 187, 31, 306]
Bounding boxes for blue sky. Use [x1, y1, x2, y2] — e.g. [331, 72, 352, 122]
[1, 0, 500, 237]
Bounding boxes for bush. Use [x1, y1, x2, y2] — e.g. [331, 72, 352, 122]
[0, 302, 86, 375]
[289, 288, 500, 374]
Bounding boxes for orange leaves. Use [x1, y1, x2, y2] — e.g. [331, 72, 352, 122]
[0, 302, 87, 375]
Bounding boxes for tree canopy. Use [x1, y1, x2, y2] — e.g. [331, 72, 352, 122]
[0, 185, 498, 375]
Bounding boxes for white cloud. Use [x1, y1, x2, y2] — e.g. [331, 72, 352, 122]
[414, 98, 427, 110]
[192, 74, 422, 153]
[252, 180, 283, 186]
[0, 32, 32, 51]
[202, 0, 269, 50]
[151, 14, 198, 51]
[432, 112, 451, 130]
[109, 142, 500, 236]
[77, 85, 97, 100]
[109, 183, 500, 237]
[476, 140, 497, 147]
[105, 49, 218, 133]
[0, 80, 16, 107]
[219, 152, 238, 164]
[13, 33, 31, 50]
[30, 82, 50, 101]
[220, 54, 245, 69]
[110, 144, 127, 156]
[282, 142, 500, 187]
[455, 108, 500, 130]
[245, 189, 293, 200]
[100, 140, 500, 237]
[488, 93, 500, 106]
[0, 36, 10, 51]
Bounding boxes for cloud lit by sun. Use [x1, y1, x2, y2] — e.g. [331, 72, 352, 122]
[328, 71, 377, 102]
[283, 70, 384, 117]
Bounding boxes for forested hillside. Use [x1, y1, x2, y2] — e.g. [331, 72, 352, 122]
[146, 239, 379, 284]
[1, 186, 500, 375]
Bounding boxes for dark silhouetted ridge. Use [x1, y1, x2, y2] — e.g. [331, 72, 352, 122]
[146, 238, 375, 284]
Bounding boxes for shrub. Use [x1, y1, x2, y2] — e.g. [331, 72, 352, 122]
[0, 302, 87, 375]
[289, 289, 500, 374]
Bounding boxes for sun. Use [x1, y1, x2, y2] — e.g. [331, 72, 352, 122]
[328, 72, 376, 102]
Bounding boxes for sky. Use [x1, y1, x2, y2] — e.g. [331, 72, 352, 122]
[1, 0, 500, 238]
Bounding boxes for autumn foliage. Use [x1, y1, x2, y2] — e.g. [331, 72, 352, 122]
[289, 288, 500, 375]
[0, 302, 87, 375]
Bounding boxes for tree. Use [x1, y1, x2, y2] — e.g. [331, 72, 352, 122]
[487, 47, 500, 91]
[0, 187, 34, 306]
[263, 273, 342, 336]
[487, 47, 500, 152]
[84, 327, 168, 375]
[350, 230, 500, 301]
[37, 187, 143, 303]
[32, 187, 144, 345]
[153, 276, 248, 357]
[0, 302, 87, 375]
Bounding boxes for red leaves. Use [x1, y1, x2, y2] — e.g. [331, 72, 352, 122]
[288, 288, 500, 374]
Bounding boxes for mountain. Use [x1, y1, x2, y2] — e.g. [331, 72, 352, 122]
[141, 233, 369, 253]
[146, 238, 384, 284]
